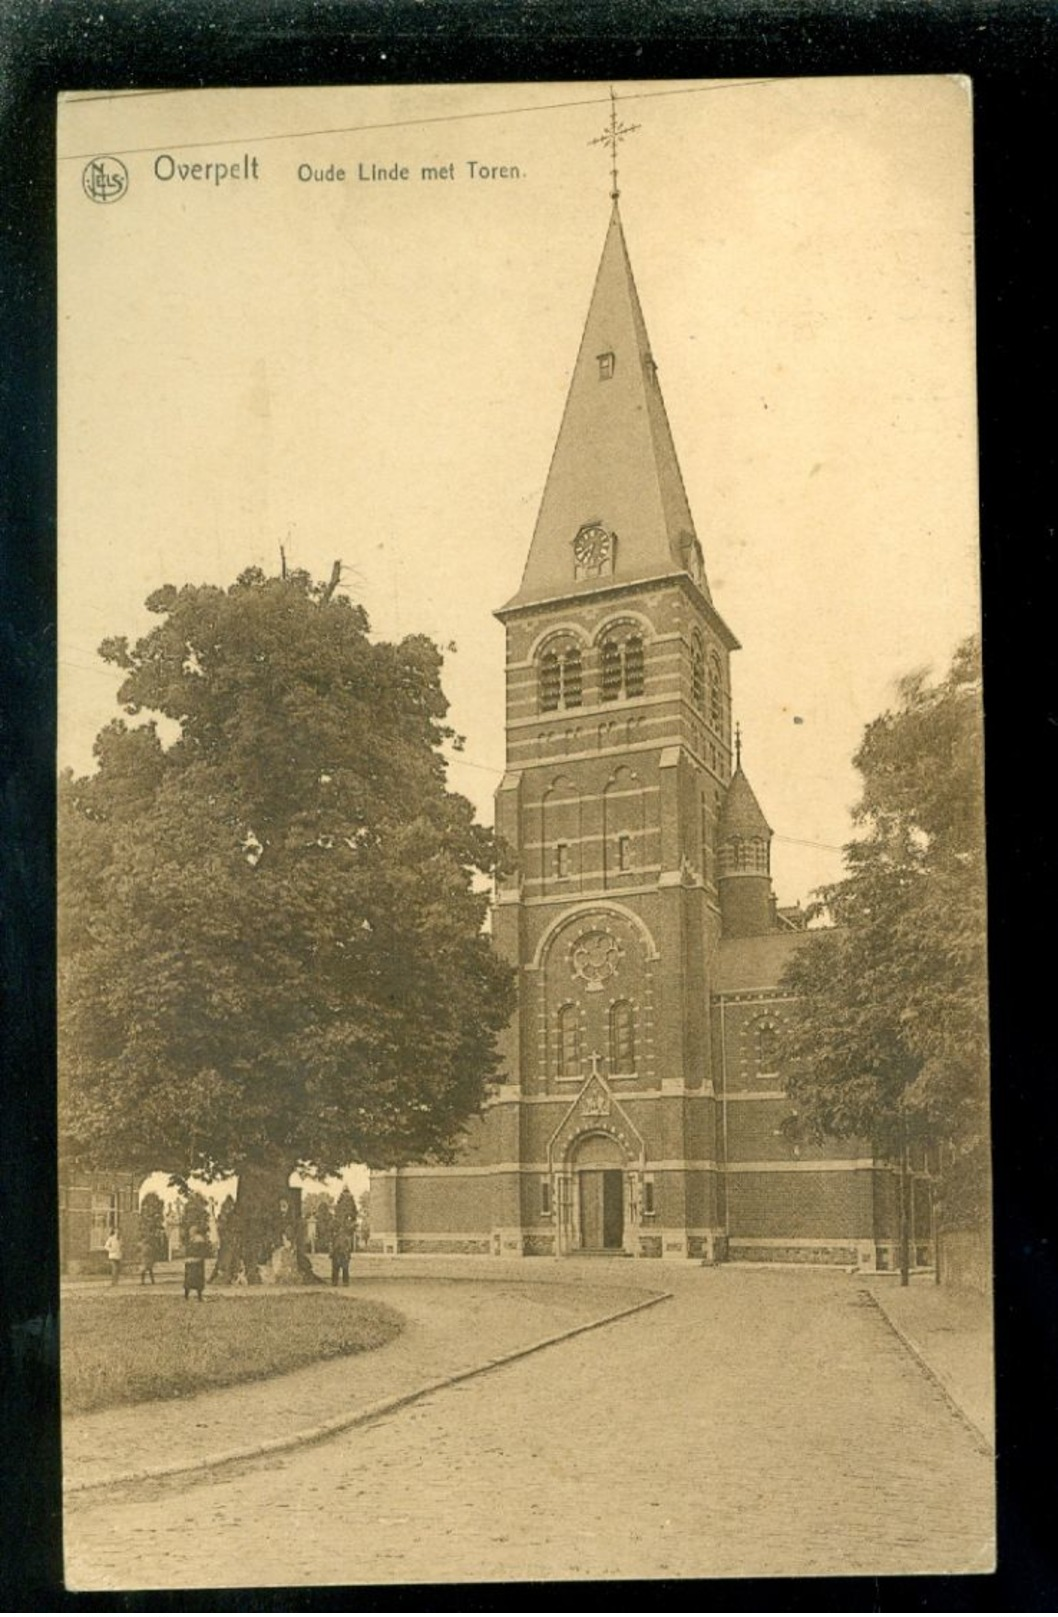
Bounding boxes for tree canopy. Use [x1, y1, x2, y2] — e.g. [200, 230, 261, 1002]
[777, 637, 989, 1226]
[59, 567, 516, 1222]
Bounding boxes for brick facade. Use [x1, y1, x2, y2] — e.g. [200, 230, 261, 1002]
[370, 201, 933, 1273]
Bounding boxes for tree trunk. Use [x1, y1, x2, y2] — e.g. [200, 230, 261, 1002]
[898, 1134, 911, 1288]
[211, 1156, 321, 1285]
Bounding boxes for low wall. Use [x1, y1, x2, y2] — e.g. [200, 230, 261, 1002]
[938, 1228, 991, 1293]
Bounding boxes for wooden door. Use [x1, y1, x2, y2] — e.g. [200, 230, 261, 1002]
[578, 1169, 624, 1250]
[602, 1169, 624, 1249]
[579, 1171, 605, 1249]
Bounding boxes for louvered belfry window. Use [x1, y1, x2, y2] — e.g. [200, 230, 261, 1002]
[562, 647, 583, 706]
[601, 638, 623, 700]
[540, 651, 561, 711]
[600, 632, 644, 701]
[692, 636, 705, 709]
[624, 636, 644, 696]
[709, 652, 723, 732]
[540, 643, 583, 712]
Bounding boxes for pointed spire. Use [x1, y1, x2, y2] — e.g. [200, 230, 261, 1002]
[503, 204, 711, 612]
[719, 758, 772, 842]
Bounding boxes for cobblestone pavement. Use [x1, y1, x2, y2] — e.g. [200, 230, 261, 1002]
[867, 1276, 994, 1446]
[63, 1266, 655, 1490]
[64, 1263, 995, 1588]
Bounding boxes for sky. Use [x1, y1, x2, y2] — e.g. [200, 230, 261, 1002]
[58, 76, 979, 909]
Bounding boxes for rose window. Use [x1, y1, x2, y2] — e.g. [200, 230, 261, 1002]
[570, 930, 622, 992]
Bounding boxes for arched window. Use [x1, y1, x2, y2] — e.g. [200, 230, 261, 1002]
[755, 1021, 778, 1077]
[601, 637, 622, 701]
[709, 652, 723, 732]
[562, 646, 582, 706]
[558, 1005, 580, 1076]
[539, 641, 583, 712]
[600, 628, 646, 702]
[609, 1000, 636, 1075]
[691, 634, 705, 710]
[624, 636, 644, 697]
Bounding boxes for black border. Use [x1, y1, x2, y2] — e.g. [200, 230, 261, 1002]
[2, 2, 1056, 1609]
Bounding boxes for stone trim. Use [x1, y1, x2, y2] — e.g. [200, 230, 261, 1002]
[380, 1157, 722, 1175]
[727, 1243, 858, 1266]
[496, 572, 740, 654]
[731, 1235, 871, 1247]
[724, 1159, 876, 1173]
[723, 1090, 787, 1101]
[508, 633, 684, 674]
[528, 900, 660, 968]
[506, 691, 681, 732]
[522, 884, 720, 912]
[713, 989, 800, 1004]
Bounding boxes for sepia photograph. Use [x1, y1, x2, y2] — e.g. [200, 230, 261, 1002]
[56, 76, 992, 1588]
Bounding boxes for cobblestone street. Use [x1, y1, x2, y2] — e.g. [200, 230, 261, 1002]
[64, 1263, 994, 1588]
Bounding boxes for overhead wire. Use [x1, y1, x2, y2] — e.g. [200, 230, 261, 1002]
[59, 78, 781, 161]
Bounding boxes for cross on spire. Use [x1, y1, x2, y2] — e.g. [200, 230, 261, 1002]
[735, 722, 742, 770]
[589, 85, 641, 201]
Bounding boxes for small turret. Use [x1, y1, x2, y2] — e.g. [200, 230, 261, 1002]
[718, 731, 775, 937]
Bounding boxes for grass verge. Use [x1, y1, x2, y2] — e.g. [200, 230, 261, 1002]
[62, 1290, 404, 1414]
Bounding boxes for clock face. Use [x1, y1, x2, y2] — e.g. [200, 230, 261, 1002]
[573, 524, 612, 568]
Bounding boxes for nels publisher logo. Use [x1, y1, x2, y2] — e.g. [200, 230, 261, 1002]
[82, 156, 128, 204]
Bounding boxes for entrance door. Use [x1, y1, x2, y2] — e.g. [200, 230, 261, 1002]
[578, 1168, 624, 1250]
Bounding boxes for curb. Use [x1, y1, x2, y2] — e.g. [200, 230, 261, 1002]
[861, 1289, 994, 1457]
[64, 1288, 672, 1496]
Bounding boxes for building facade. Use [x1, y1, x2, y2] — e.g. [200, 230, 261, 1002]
[370, 202, 932, 1269]
[59, 1166, 141, 1275]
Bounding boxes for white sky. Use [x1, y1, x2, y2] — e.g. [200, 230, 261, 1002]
[58, 77, 979, 907]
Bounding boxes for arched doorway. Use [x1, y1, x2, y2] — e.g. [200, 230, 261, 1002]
[571, 1132, 626, 1252]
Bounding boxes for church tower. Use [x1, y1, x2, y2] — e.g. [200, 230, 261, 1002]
[370, 181, 930, 1274]
[486, 199, 740, 1260]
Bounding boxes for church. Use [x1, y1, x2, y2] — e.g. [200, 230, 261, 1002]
[370, 196, 933, 1270]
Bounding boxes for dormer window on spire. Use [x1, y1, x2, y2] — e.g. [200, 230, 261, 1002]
[597, 351, 615, 380]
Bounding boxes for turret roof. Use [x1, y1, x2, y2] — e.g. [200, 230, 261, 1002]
[502, 201, 714, 613]
[719, 765, 772, 840]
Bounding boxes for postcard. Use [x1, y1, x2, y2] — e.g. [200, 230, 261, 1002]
[58, 78, 991, 1588]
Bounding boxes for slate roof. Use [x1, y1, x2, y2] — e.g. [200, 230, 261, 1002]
[502, 201, 716, 613]
[718, 765, 773, 841]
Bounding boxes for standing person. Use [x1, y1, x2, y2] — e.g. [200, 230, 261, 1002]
[103, 1228, 122, 1285]
[137, 1230, 156, 1285]
[183, 1225, 209, 1302]
[330, 1226, 352, 1287]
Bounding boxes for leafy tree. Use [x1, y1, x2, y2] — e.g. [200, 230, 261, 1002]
[60, 567, 516, 1282]
[777, 637, 988, 1268]
[333, 1187, 358, 1239]
[137, 1191, 166, 1264]
[178, 1189, 212, 1252]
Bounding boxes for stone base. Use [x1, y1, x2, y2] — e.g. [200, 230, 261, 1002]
[728, 1242, 857, 1266]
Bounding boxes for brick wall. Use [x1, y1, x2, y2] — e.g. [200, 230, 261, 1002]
[726, 1168, 874, 1239]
